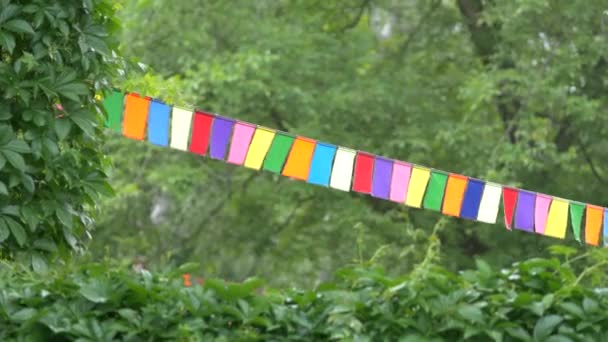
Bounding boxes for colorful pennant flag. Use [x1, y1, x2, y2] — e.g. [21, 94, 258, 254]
[460, 179, 484, 220]
[604, 208, 608, 247]
[244, 127, 276, 170]
[147, 100, 171, 147]
[585, 205, 603, 246]
[442, 174, 467, 217]
[329, 147, 356, 191]
[514, 190, 535, 232]
[122, 93, 150, 140]
[308, 143, 337, 187]
[569, 202, 584, 242]
[352, 152, 374, 194]
[102, 90, 124, 132]
[263, 133, 294, 173]
[227, 122, 256, 165]
[476, 183, 501, 224]
[545, 199, 569, 239]
[534, 194, 551, 235]
[170, 107, 193, 151]
[189, 112, 214, 155]
[282, 137, 316, 180]
[209, 117, 234, 160]
[405, 166, 431, 208]
[423, 171, 448, 211]
[502, 187, 518, 230]
[371, 157, 393, 200]
[105, 91, 608, 249]
[389, 162, 411, 203]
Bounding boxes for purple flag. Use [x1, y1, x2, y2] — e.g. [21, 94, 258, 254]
[371, 157, 392, 200]
[514, 190, 535, 232]
[210, 117, 234, 160]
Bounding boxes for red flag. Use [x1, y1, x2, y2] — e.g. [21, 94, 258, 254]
[502, 187, 518, 230]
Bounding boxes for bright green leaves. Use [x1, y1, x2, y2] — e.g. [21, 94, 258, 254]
[3, 19, 34, 34]
[0, 256, 608, 340]
[0, 0, 119, 267]
[0, 217, 9, 242]
[38, 70, 90, 102]
[78, 280, 110, 303]
[0, 215, 26, 246]
[55, 207, 73, 230]
[0, 31, 16, 53]
[0, 3, 34, 54]
[2, 149, 25, 170]
[0, 126, 30, 172]
[533, 315, 563, 341]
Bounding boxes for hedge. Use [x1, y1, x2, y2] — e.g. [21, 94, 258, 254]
[1, 249, 607, 341]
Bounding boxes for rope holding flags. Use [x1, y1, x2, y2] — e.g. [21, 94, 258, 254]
[102, 90, 607, 247]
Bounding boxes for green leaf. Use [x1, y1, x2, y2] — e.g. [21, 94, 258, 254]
[0, 154, 5, 170]
[4, 139, 30, 153]
[21, 173, 34, 193]
[2, 205, 19, 216]
[79, 280, 110, 303]
[31, 253, 48, 273]
[55, 82, 88, 101]
[3, 19, 35, 34]
[71, 115, 94, 136]
[0, 32, 15, 54]
[20, 206, 38, 230]
[534, 315, 563, 341]
[54, 119, 72, 139]
[0, 4, 19, 23]
[55, 207, 72, 229]
[2, 150, 26, 170]
[545, 336, 574, 342]
[5, 216, 26, 247]
[33, 238, 57, 252]
[558, 302, 583, 319]
[0, 125, 13, 144]
[42, 137, 58, 155]
[0, 181, 7, 195]
[457, 304, 484, 324]
[583, 297, 599, 314]
[86, 35, 110, 55]
[0, 218, 9, 242]
[11, 308, 37, 322]
[505, 327, 531, 341]
[118, 308, 140, 327]
[63, 227, 78, 249]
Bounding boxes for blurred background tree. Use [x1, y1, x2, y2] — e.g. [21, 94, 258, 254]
[92, 0, 608, 287]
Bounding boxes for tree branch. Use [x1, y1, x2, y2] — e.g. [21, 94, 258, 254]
[339, 0, 372, 32]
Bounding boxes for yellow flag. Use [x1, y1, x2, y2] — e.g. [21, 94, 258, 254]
[405, 166, 431, 208]
[244, 127, 276, 169]
[544, 198, 569, 239]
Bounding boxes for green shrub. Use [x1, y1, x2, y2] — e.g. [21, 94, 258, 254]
[1, 250, 607, 341]
[0, 0, 119, 266]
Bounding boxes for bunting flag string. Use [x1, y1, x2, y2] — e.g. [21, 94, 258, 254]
[102, 90, 607, 247]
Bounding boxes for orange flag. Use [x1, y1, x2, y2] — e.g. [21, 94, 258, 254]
[585, 205, 604, 246]
[122, 93, 150, 140]
[282, 137, 316, 180]
[442, 174, 468, 217]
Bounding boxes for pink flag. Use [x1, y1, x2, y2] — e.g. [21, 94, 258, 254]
[534, 194, 551, 234]
[389, 161, 411, 203]
[227, 122, 256, 165]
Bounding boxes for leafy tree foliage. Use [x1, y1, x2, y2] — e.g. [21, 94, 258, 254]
[0, 0, 119, 267]
[1, 248, 608, 340]
[95, 0, 608, 286]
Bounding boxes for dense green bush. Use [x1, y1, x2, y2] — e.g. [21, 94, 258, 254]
[2, 248, 607, 341]
[0, 0, 118, 266]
